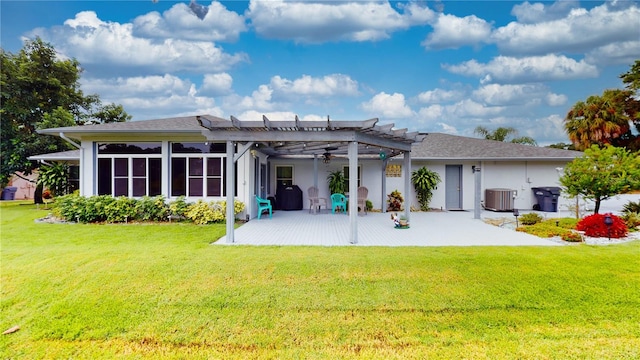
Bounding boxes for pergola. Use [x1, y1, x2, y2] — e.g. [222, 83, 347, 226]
[197, 115, 426, 245]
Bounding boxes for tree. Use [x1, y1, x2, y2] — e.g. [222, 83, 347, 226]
[547, 142, 577, 150]
[564, 89, 633, 150]
[565, 61, 640, 152]
[1, 38, 131, 187]
[474, 126, 537, 145]
[36, 162, 69, 197]
[559, 145, 640, 214]
[411, 167, 441, 211]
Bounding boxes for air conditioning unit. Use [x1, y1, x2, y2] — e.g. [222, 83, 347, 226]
[485, 188, 515, 211]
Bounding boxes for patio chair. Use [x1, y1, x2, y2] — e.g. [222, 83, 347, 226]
[330, 193, 347, 214]
[307, 186, 327, 214]
[255, 195, 272, 219]
[357, 186, 368, 215]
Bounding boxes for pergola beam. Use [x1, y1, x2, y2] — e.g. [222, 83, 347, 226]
[197, 115, 425, 245]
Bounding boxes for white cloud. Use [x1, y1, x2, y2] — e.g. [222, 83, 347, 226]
[247, 0, 433, 43]
[422, 13, 492, 50]
[511, 0, 579, 24]
[235, 85, 275, 112]
[361, 92, 414, 119]
[201, 73, 233, 96]
[492, 2, 640, 56]
[417, 104, 444, 121]
[80, 74, 221, 120]
[448, 99, 505, 118]
[585, 41, 640, 66]
[132, 2, 247, 42]
[444, 55, 598, 83]
[235, 110, 299, 121]
[81, 74, 193, 98]
[27, 11, 247, 76]
[545, 93, 567, 107]
[270, 74, 360, 97]
[472, 83, 559, 106]
[417, 89, 464, 104]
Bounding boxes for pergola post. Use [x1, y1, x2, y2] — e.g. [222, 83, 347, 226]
[226, 140, 235, 243]
[474, 162, 482, 219]
[348, 141, 358, 244]
[381, 158, 388, 213]
[403, 151, 411, 222]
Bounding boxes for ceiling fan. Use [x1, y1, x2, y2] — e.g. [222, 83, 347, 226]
[322, 146, 338, 164]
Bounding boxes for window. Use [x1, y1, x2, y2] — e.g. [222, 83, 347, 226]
[343, 165, 361, 190]
[96, 143, 162, 197]
[68, 165, 80, 193]
[170, 142, 228, 197]
[275, 165, 293, 187]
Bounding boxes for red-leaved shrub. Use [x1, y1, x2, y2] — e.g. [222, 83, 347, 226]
[576, 213, 628, 238]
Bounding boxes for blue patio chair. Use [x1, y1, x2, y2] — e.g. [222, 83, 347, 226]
[256, 195, 272, 219]
[330, 193, 347, 214]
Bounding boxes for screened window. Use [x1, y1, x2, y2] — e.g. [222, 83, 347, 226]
[170, 142, 229, 197]
[96, 143, 162, 197]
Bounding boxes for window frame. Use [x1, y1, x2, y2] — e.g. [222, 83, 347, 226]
[96, 142, 163, 197]
[275, 165, 294, 188]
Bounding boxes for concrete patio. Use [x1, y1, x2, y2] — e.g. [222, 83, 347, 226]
[215, 194, 638, 247]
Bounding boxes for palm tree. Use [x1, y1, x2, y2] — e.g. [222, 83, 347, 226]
[474, 126, 537, 145]
[564, 89, 631, 150]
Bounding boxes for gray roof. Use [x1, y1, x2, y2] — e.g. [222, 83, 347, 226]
[29, 150, 80, 161]
[34, 118, 583, 162]
[412, 133, 583, 161]
[37, 116, 206, 139]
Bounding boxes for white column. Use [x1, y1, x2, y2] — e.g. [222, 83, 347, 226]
[348, 141, 358, 244]
[474, 163, 482, 219]
[226, 141, 235, 243]
[403, 151, 411, 222]
[381, 158, 388, 213]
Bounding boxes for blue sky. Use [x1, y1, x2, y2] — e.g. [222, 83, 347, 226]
[2, 0, 639, 145]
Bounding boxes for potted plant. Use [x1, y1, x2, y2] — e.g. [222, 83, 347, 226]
[411, 167, 441, 211]
[387, 189, 403, 211]
[327, 170, 345, 195]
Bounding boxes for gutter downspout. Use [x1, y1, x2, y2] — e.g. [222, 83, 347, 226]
[59, 132, 81, 149]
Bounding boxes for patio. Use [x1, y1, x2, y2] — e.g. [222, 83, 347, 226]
[216, 209, 562, 247]
[215, 194, 638, 246]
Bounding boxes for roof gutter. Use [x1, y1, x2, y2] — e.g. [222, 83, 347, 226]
[59, 132, 81, 149]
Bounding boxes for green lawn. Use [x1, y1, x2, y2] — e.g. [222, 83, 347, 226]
[1, 201, 639, 359]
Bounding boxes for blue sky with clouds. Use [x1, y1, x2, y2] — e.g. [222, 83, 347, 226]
[2, 0, 639, 145]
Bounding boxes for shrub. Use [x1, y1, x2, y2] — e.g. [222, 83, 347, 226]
[519, 213, 543, 225]
[576, 213, 628, 238]
[184, 200, 245, 225]
[387, 190, 403, 211]
[516, 221, 582, 242]
[53, 193, 83, 221]
[169, 196, 191, 219]
[562, 231, 583, 242]
[104, 196, 137, 223]
[136, 195, 169, 221]
[365, 199, 373, 212]
[621, 212, 640, 230]
[622, 200, 640, 214]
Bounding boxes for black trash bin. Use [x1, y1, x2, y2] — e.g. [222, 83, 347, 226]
[531, 187, 561, 212]
[1, 186, 18, 200]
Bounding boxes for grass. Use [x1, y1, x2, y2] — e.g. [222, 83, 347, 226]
[2, 201, 640, 359]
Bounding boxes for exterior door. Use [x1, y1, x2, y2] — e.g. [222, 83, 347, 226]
[445, 165, 463, 210]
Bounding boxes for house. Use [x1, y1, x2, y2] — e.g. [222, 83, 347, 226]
[32, 115, 583, 241]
